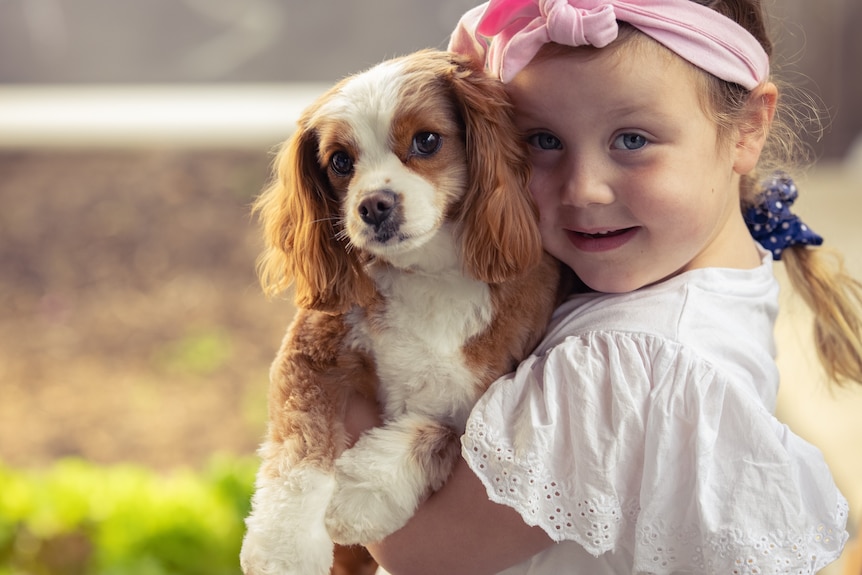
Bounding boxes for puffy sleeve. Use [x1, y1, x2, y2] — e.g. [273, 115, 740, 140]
[461, 330, 849, 575]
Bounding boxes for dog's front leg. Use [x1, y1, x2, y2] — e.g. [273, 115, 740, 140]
[241, 462, 338, 575]
[324, 412, 460, 545]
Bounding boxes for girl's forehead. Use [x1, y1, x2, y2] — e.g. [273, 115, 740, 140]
[506, 42, 705, 121]
[513, 38, 690, 92]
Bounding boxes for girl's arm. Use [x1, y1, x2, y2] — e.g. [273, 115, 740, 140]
[368, 457, 553, 575]
[343, 394, 554, 575]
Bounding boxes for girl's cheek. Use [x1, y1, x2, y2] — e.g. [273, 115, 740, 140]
[528, 184, 549, 214]
[528, 171, 556, 207]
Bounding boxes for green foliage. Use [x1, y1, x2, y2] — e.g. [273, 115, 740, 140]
[0, 456, 257, 575]
[152, 330, 234, 376]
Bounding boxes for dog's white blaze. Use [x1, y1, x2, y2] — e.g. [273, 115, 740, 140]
[315, 61, 405, 177]
[314, 59, 404, 130]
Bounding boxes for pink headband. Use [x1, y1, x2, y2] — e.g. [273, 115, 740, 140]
[449, 0, 770, 89]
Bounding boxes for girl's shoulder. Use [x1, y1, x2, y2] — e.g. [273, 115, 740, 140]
[547, 252, 779, 348]
[537, 255, 781, 398]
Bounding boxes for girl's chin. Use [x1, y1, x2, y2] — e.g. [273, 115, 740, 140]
[567, 264, 655, 295]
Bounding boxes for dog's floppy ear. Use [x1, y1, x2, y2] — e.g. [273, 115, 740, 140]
[254, 120, 375, 313]
[447, 53, 543, 284]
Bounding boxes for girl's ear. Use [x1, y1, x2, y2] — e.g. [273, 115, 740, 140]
[734, 81, 778, 175]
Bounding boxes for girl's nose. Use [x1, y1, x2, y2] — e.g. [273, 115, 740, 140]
[561, 158, 615, 207]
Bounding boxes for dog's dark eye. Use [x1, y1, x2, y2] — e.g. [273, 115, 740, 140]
[411, 132, 441, 156]
[329, 151, 354, 176]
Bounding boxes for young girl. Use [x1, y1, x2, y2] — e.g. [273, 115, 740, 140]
[344, 1, 862, 573]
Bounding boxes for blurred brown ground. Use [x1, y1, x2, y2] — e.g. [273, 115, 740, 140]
[0, 149, 292, 469]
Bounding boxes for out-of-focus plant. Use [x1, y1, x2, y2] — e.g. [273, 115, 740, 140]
[152, 330, 234, 376]
[0, 456, 256, 575]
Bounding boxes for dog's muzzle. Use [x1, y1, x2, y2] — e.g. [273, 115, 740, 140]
[358, 190, 402, 242]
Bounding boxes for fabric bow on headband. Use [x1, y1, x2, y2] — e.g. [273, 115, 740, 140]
[450, 0, 770, 87]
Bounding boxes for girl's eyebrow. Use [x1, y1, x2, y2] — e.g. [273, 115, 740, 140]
[603, 100, 675, 123]
[512, 108, 550, 126]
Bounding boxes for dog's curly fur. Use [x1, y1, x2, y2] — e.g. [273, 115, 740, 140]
[240, 49, 563, 575]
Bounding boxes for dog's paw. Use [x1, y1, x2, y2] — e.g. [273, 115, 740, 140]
[241, 468, 338, 575]
[325, 416, 459, 544]
[240, 530, 332, 575]
[239, 538, 302, 575]
[325, 446, 418, 544]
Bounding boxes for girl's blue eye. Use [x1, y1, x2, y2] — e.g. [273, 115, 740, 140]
[528, 132, 562, 150]
[613, 133, 648, 150]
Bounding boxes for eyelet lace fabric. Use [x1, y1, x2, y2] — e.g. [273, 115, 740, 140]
[463, 417, 849, 575]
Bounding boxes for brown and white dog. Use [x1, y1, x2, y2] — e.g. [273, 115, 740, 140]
[240, 49, 563, 575]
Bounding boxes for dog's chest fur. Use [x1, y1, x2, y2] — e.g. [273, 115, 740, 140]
[344, 262, 493, 429]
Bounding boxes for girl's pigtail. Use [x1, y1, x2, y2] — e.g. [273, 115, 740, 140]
[745, 174, 862, 385]
[783, 246, 862, 385]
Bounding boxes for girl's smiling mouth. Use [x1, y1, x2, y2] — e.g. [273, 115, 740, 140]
[566, 227, 638, 252]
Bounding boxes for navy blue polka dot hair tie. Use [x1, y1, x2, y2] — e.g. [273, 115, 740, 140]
[743, 173, 823, 260]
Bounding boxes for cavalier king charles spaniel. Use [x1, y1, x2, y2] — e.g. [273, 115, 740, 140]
[240, 49, 564, 575]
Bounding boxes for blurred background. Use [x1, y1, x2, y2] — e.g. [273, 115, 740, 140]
[0, 0, 860, 574]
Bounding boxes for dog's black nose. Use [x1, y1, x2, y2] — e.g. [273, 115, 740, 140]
[358, 191, 396, 227]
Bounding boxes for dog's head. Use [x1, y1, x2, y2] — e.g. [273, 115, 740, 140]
[255, 49, 541, 313]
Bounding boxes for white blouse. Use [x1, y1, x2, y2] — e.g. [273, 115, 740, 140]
[462, 250, 849, 574]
